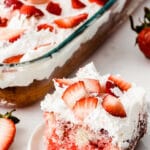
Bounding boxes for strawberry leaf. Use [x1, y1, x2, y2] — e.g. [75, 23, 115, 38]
[130, 7, 150, 34]
[1, 109, 20, 124]
[8, 116, 20, 124]
[144, 7, 150, 21]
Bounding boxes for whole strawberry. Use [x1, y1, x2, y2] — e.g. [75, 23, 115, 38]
[130, 7, 150, 58]
[0, 109, 20, 150]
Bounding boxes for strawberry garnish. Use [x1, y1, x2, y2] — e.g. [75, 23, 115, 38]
[20, 5, 44, 18]
[88, 0, 108, 6]
[46, 1, 62, 16]
[3, 54, 24, 64]
[37, 24, 54, 32]
[105, 81, 118, 97]
[0, 17, 8, 27]
[102, 95, 126, 118]
[27, 0, 48, 4]
[0, 109, 20, 150]
[82, 78, 101, 94]
[108, 75, 131, 91]
[54, 13, 88, 28]
[73, 97, 98, 120]
[54, 78, 73, 87]
[0, 28, 24, 42]
[4, 0, 23, 10]
[62, 81, 87, 108]
[130, 7, 150, 58]
[9, 34, 21, 43]
[71, 0, 86, 9]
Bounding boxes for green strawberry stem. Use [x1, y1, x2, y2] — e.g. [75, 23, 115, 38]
[0, 109, 20, 124]
[130, 7, 150, 34]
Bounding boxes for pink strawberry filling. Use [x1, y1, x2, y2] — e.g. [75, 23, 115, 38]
[44, 114, 119, 150]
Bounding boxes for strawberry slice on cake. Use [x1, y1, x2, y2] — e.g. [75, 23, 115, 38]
[41, 63, 148, 150]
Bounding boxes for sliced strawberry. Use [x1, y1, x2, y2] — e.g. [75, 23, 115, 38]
[73, 97, 98, 120]
[37, 24, 54, 32]
[0, 17, 8, 27]
[20, 5, 44, 18]
[102, 95, 126, 118]
[88, 0, 108, 5]
[0, 28, 24, 42]
[54, 78, 73, 87]
[82, 78, 101, 94]
[4, 0, 23, 10]
[27, 0, 48, 4]
[105, 81, 118, 97]
[108, 75, 132, 91]
[0, 119, 16, 150]
[71, 0, 86, 9]
[62, 81, 87, 108]
[3, 54, 24, 64]
[54, 13, 88, 28]
[9, 34, 21, 43]
[46, 1, 62, 16]
[0, 109, 19, 150]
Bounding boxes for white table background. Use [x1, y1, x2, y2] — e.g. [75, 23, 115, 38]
[1, 0, 150, 149]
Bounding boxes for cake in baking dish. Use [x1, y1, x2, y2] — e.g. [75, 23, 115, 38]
[41, 63, 147, 150]
[0, 0, 144, 107]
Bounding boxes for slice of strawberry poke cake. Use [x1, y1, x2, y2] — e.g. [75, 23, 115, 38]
[41, 63, 147, 150]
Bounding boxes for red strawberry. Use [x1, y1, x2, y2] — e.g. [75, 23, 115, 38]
[20, 5, 44, 18]
[46, 1, 62, 16]
[71, 0, 86, 9]
[73, 97, 98, 120]
[102, 95, 126, 118]
[62, 81, 87, 108]
[82, 78, 101, 94]
[88, 0, 108, 6]
[37, 24, 54, 32]
[54, 13, 88, 28]
[0, 17, 8, 27]
[108, 75, 131, 91]
[4, 0, 23, 10]
[9, 34, 21, 43]
[130, 7, 150, 58]
[0, 28, 24, 42]
[0, 109, 20, 150]
[137, 28, 150, 58]
[105, 81, 118, 97]
[3, 54, 24, 64]
[54, 78, 73, 87]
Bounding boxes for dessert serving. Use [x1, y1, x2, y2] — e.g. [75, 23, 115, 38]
[0, 0, 144, 107]
[41, 63, 148, 150]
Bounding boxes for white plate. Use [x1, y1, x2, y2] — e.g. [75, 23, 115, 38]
[27, 123, 150, 150]
[27, 123, 45, 150]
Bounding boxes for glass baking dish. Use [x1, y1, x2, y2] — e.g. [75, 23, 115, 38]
[0, 0, 116, 107]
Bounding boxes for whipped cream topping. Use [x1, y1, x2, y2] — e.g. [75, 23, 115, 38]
[0, 0, 101, 63]
[41, 63, 147, 149]
[0, 0, 127, 88]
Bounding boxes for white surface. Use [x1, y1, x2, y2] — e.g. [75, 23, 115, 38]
[27, 123, 45, 150]
[0, 0, 150, 150]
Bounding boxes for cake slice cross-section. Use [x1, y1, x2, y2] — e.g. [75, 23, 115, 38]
[41, 63, 148, 150]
